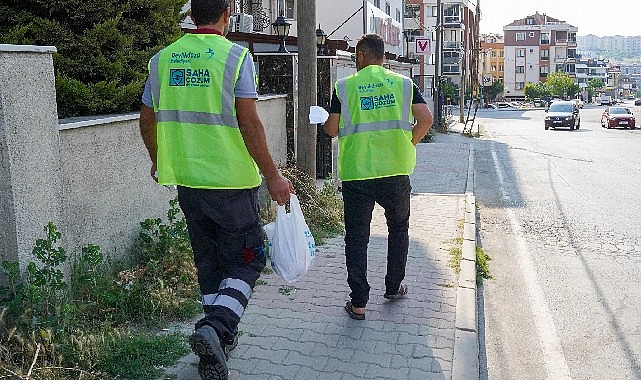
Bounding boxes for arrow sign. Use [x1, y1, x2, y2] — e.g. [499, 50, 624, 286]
[415, 37, 431, 55]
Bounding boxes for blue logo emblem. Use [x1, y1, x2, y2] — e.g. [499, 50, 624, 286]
[169, 69, 185, 86]
[206, 48, 215, 59]
[360, 97, 374, 110]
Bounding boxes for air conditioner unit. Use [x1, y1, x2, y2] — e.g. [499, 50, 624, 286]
[230, 13, 253, 33]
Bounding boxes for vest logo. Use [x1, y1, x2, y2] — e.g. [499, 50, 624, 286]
[361, 97, 374, 110]
[360, 93, 396, 110]
[170, 51, 201, 64]
[169, 69, 185, 86]
[168, 68, 211, 87]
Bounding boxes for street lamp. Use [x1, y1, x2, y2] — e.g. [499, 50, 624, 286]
[272, 15, 291, 53]
[315, 24, 327, 55]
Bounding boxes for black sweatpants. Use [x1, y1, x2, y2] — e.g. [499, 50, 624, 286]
[177, 186, 266, 344]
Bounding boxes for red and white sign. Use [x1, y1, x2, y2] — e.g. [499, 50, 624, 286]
[415, 38, 431, 55]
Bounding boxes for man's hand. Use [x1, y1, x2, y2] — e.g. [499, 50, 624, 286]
[266, 173, 295, 205]
[150, 162, 158, 182]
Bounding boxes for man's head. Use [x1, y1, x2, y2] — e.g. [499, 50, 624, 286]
[355, 34, 385, 70]
[190, 0, 230, 28]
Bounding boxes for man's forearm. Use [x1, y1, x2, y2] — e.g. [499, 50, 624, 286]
[139, 105, 158, 163]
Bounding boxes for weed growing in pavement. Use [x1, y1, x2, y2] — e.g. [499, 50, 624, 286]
[476, 246, 492, 284]
[278, 285, 294, 296]
[449, 246, 462, 273]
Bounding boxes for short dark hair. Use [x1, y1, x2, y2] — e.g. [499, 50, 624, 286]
[190, 0, 229, 26]
[356, 34, 385, 59]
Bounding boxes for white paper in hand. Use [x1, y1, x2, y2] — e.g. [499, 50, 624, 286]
[309, 105, 329, 124]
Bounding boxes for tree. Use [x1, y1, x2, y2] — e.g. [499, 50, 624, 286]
[442, 81, 456, 104]
[0, 0, 186, 118]
[523, 81, 550, 100]
[487, 81, 504, 102]
[546, 71, 575, 99]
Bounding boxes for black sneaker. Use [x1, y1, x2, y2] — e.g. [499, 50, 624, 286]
[189, 325, 228, 380]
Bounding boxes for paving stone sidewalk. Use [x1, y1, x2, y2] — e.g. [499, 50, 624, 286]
[158, 130, 475, 380]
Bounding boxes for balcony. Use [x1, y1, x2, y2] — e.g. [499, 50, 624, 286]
[540, 39, 550, 45]
[443, 41, 462, 50]
[443, 16, 463, 28]
[442, 65, 461, 75]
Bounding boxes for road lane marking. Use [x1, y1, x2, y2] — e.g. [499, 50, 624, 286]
[491, 143, 572, 380]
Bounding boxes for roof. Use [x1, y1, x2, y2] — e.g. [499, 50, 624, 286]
[505, 11, 570, 27]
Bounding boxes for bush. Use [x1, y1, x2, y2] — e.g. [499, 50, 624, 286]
[0, 0, 187, 118]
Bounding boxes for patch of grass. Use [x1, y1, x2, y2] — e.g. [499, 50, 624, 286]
[96, 331, 189, 380]
[261, 267, 274, 275]
[278, 285, 294, 296]
[255, 279, 268, 286]
[476, 246, 492, 284]
[449, 246, 462, 273]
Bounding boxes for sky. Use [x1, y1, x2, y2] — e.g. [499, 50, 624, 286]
[479, 0, 640, 37]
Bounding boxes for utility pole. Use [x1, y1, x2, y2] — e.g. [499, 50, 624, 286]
[434, 0, 442, 127]
[297, 0, 317, 179]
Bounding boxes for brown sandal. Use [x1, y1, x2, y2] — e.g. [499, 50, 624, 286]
[384, 283, 408, 300]
[344, 301, 365, 320]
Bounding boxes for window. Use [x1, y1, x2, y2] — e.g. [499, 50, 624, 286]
[491, 51, 497, 58]
[429, 6, 437, 17]
[499, 65, 504, 71]
[516, 82, 525, 90]
[499, 50, 504, 58]
[404, 4, 419, 18]
[373, 0, 380, 8]
[277, 0, 295, 18]
[516, 49, 525, 57]
[385, 2, 390, 15]
[541, 33, 549, 44]
[526, 18, 534, 25]
[541, 49, 549, 61]
[443, 4, 460, 23]
[516, 66, 525, 73]
[540, 66, 549, 75]
[491, 65, 497, 72]
[516, 32, 526, 41]
[396, 8, 401, 22]
[529, 32, 535, 38]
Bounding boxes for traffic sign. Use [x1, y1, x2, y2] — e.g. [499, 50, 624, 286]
[415, 38, 431, 55]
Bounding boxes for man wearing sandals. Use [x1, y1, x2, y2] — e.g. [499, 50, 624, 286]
[324, 34, 433, 320]
[139, 0, 294, 378]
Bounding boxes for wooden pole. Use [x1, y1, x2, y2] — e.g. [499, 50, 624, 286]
[296, 0, 318, 179]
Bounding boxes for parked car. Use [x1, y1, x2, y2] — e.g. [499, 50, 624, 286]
[600, 94, 613, 106]
[635, 99, 641, 106]
[544, 101, 581, 130]
[601, 106, 636, 129]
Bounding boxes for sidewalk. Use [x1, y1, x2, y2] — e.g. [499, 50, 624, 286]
[159, 127, 478, 380]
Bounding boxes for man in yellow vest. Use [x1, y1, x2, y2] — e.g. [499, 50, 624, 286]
[139, 1, 294, 378]
[324, 34, 433, 320]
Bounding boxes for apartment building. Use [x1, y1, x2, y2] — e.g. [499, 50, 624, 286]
[220, 0, 405, 55]
[503, 12, 577, 100]
[404, 0, 479, 102]
[480, 34, 504, 101]
[574, 58, 607, 98]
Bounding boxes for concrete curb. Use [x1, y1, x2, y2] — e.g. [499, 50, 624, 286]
[452, 144, 480, 380]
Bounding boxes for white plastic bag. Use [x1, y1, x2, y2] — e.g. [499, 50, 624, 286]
[264, 194, 315, 283]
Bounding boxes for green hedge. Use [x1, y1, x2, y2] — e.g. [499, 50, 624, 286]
[0, 0, 186, 118]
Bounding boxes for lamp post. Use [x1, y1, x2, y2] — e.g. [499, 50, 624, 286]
[315, 24, 327, 56]
[272, 15, 291, 53]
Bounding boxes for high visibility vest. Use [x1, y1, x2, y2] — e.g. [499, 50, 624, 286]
[148, 34, 261, 189]
[335, 65, 415, 181]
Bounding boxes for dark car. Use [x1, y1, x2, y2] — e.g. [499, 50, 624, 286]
[544, 101, 580, 130]
[601, 106, 636, 129]
[635, 99, 641, 106]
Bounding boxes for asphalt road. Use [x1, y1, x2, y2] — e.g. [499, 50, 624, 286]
[464, 101, 641, 380]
